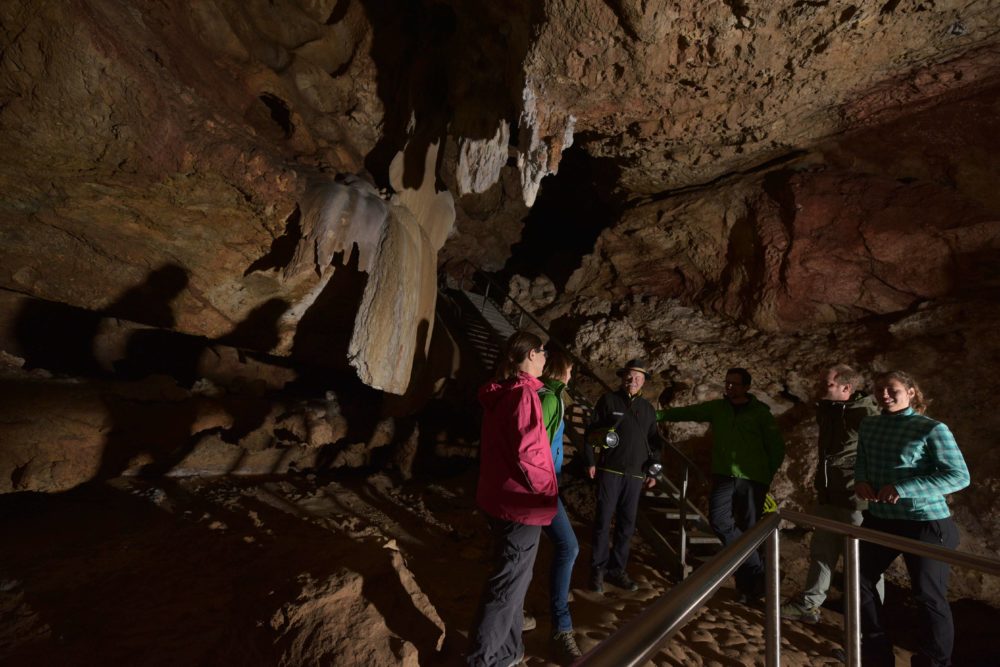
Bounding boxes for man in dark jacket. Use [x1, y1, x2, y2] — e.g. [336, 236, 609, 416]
[781, 364, 881, 622]
[584, 358, 665, 593]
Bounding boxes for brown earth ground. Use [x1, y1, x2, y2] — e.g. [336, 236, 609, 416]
[1, 463, 997, 666]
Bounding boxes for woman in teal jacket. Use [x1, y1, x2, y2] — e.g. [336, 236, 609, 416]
[854, 370, 969, 667]
[537, 347, 582, 662]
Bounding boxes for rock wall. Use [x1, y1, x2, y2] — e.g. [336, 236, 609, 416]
[561, 84, 1000, 331]
[527, 87, 1000, 604]
[0, 0, 469, 397]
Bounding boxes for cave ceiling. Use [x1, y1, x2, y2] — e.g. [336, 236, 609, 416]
[1, 0, 999, 369]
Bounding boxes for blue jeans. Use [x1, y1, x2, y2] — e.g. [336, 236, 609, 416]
[542, 497, 579, 633]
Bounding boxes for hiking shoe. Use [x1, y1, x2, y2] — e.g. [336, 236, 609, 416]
[589, 570, 604, 593]
[504, 645, 525, 667]
[521, 611, 536, 632]
[551, 630, 583, 662]
[780, 600, 821, 623]
[605, 569, 639, 591]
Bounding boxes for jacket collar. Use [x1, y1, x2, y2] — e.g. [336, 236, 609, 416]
[542, 377, 566, 393]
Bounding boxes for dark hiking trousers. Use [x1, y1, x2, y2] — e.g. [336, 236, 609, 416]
[708, 474, 767, 594]
[859, 514, 959, 667]
[591, 470, 643, 575]
[467, 518, 541, 667]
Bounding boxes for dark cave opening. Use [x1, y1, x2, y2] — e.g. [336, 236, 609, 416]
[258, 93, 294, 139]
[502, 145, 620, 291]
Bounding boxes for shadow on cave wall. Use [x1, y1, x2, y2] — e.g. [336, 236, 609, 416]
[11, 264, 301, 482]
[243, 206, 302, 277]
[715, 205, 767, 322]
[98, 296, 294, 481]
[13, 299, 106, 378]
[13, 263, 190, 378]
[289, 245, 366, 378]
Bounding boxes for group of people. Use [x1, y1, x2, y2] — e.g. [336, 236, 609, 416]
[466, 330, 970, 667]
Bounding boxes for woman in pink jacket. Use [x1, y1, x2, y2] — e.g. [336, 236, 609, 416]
[467, 330, 559, 667]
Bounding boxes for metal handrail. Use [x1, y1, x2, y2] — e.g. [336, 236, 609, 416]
[780, 509, 1000, 574]
[575, 509, 1000, 667]
[451, 259, 614, 395]
[782, 508, 1000, 665]
[575, 513, 782, 667]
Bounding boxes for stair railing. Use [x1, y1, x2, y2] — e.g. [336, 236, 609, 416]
[446, 259, 713, 576]
[575, 509, 1000, 667]
[450, 259, 611, 397]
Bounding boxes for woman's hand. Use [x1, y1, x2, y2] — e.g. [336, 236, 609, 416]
[588, 466, 596, 479]
[877, 484, 900, 504]
[854, 481, 877, 501]
[644, 476, 656, 489]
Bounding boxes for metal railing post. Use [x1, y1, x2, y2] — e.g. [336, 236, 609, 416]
[844, 535, 862, 666]
[765, 526, 781, 667]
[678, 463, 689, 577]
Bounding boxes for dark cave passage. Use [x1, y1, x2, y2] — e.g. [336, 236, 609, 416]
[503, 145, 621, 291]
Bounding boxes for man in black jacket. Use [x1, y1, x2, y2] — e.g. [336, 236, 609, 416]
[781, 364, 881, 622]
[584, 359, 664, 593]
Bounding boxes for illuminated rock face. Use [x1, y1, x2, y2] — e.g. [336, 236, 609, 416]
[2, 0, 998, 373]
[559, 79, 1000, 329]
[0, 1, 999, 516]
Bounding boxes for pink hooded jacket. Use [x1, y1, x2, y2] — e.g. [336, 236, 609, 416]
[476, 372, 558, 526]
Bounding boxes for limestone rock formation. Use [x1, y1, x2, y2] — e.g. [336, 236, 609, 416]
[520, 0, 1000, 193]
[348, 142, 456, 393]
[3, 0, 1000, 629]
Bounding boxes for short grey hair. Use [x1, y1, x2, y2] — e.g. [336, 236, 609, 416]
[829, 364, 864, 392]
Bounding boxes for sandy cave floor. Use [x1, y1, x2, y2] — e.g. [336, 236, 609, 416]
[1, 464, 998, 666]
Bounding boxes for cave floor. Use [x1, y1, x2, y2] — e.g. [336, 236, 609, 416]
[0, 467, 997, 666]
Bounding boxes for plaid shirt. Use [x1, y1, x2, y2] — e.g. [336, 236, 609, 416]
[856, 408, 969, 521]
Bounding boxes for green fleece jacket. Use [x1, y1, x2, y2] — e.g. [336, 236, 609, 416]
[657, 395, 785, 485]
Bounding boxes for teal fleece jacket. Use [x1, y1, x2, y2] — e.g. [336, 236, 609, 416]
[657, 395, 785, 485]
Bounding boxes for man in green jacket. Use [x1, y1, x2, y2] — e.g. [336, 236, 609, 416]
[657, 367, 785, 601]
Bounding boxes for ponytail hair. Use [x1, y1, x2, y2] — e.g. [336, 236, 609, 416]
[874, 370, 929, 414]
[494, 330, 544, 381]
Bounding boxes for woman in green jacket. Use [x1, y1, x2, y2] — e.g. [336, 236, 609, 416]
[537, 347, 582, 662]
